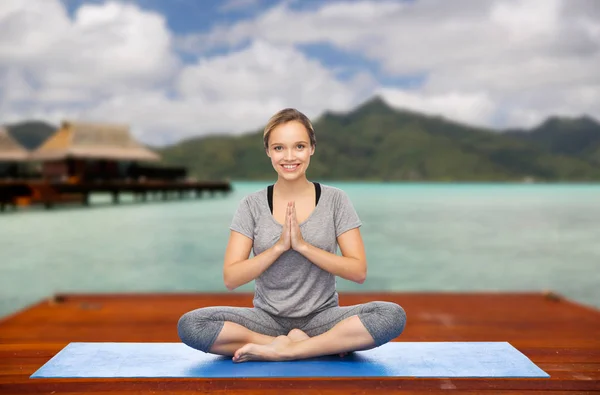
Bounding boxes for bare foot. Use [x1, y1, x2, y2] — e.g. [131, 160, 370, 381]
[287, 328, 347, 358]
[233, 335, 292, 363]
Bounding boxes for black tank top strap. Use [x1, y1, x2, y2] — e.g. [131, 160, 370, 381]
[268, 182, 321, 214]
[314, 182, 321, 205]
[268, 184, 274, 214]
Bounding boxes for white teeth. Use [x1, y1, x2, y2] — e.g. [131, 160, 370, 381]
[283, 165, 298, 169]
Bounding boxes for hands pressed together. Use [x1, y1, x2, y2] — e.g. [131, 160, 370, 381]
[276, 201, 307, 254]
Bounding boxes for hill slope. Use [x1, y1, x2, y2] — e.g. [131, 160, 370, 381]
[5, 121, 56, 150]
[5, 97, 600, 181]
[158, 97, 600, 181]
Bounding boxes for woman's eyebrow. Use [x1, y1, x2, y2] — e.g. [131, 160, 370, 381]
[271, 141, 308, 146]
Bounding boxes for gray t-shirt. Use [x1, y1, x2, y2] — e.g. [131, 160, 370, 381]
[229, 184, 362, 318]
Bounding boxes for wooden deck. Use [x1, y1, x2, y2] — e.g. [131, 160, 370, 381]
[1, 292, 599, 394]
[0, 180, 232, 211]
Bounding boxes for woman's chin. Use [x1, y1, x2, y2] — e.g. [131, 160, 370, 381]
[279, 171, 303, 179]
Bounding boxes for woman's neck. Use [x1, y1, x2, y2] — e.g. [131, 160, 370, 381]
[274, 178, 313, 197]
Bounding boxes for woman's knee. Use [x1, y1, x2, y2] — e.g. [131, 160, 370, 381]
[177, 311, 198, 345]
[366, 301, 407, 342]
[177, 309, 224, 353]
[386, 302, 407, 334]
[177, 311, 195, 342]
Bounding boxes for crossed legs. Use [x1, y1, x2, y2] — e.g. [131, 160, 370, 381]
[232, 315, 375, 362]
[207, 322, 313, 356]
[177, 302, 406, 363]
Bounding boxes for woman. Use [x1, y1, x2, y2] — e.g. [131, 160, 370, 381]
[178, 108, 406, 363]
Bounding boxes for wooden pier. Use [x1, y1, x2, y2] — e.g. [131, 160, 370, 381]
[1, 292, 599, 394]
[0, 180, 232, 211]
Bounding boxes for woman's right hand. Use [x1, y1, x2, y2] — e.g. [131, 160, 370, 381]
[276, 202, 292, 253]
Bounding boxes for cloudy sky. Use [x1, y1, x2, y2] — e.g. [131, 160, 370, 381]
[1, 0, 599, 145]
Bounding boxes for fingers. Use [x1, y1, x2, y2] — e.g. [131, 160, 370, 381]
[287, 202, 294, 229]
[290, 201, 296, 225]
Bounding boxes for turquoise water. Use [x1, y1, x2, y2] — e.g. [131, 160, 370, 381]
[1, 181, 599, 319]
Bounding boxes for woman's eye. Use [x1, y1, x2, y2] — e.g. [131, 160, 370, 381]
[297, 145, 305, 149]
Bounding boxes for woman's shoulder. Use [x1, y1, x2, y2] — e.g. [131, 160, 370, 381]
[318, 183, 346, 197]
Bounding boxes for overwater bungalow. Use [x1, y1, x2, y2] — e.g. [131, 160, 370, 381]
[0, 127, 30, 179]
[28, 121, 175, 182]
[1, 121, 229, 211]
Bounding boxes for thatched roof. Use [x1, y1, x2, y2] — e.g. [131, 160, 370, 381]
[0, 127, 30, 161]
[30, 121, 160, 162]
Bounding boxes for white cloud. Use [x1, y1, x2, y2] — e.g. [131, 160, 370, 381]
[84, 40, 376, 144]
[378, 89, 495, 127]
[0, 0, 70, 63]
[179, 0, 600, 129]
[2, 35, 374, 145]
[177, 40, 365, 105]
[490, 0, 560, 41]
[0, 0, 178, 104]
[0, 68, 35, 103]
[0, 0, 375, 144]
[176, 1, 406, 58]
[1, 0, 599, 146]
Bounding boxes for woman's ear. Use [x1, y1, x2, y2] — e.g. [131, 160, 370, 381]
[310, 145, 316, 156]
[266, 148, 271, 157]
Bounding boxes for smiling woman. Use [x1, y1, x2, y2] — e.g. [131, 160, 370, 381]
[177, 108, 407, 363]
[262, 110, 316, 190]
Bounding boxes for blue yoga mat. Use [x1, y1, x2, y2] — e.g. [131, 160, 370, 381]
[30, 342, 549, 378]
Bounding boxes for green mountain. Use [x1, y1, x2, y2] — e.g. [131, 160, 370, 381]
[4, 97, 600, 181]
[158, 97, 600, 182]
[505, 116, 600, 165]
[4, 121, 56, 150]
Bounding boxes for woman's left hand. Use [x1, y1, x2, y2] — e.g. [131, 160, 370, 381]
[290, 201, 307, 251]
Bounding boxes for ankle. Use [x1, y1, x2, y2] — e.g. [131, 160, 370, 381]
[279, 340, 299, 361]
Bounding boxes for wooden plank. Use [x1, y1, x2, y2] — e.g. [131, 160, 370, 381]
[2, 377, 600, 394]
[0, 384, 591, 395]
[1, 292, 599, 394]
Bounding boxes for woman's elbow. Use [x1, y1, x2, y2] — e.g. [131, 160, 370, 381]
[223, 271, 237, 291]
[355, 273, 366, 284]
[354, 262, 367, 284]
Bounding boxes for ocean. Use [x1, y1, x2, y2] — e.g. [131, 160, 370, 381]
[1, 181, 599, 319]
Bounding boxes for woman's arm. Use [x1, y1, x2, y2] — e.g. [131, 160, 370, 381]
[223, 231, 286, 291]
[296, 228, 367, 284]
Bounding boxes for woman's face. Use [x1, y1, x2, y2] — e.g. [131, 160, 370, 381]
[266, 120, 315, 181]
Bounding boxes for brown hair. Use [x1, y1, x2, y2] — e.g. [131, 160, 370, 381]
[263, 108, 316, 150]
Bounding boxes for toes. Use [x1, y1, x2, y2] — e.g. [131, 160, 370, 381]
[233, 351, 246, 363]
[233, 344, 254, 363]
[233, 347, 245, 362]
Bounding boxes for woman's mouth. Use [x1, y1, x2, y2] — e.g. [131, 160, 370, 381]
[281, 164, 300, 172]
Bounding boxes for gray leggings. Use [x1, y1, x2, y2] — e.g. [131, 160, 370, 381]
[177, 301, 406, 353]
